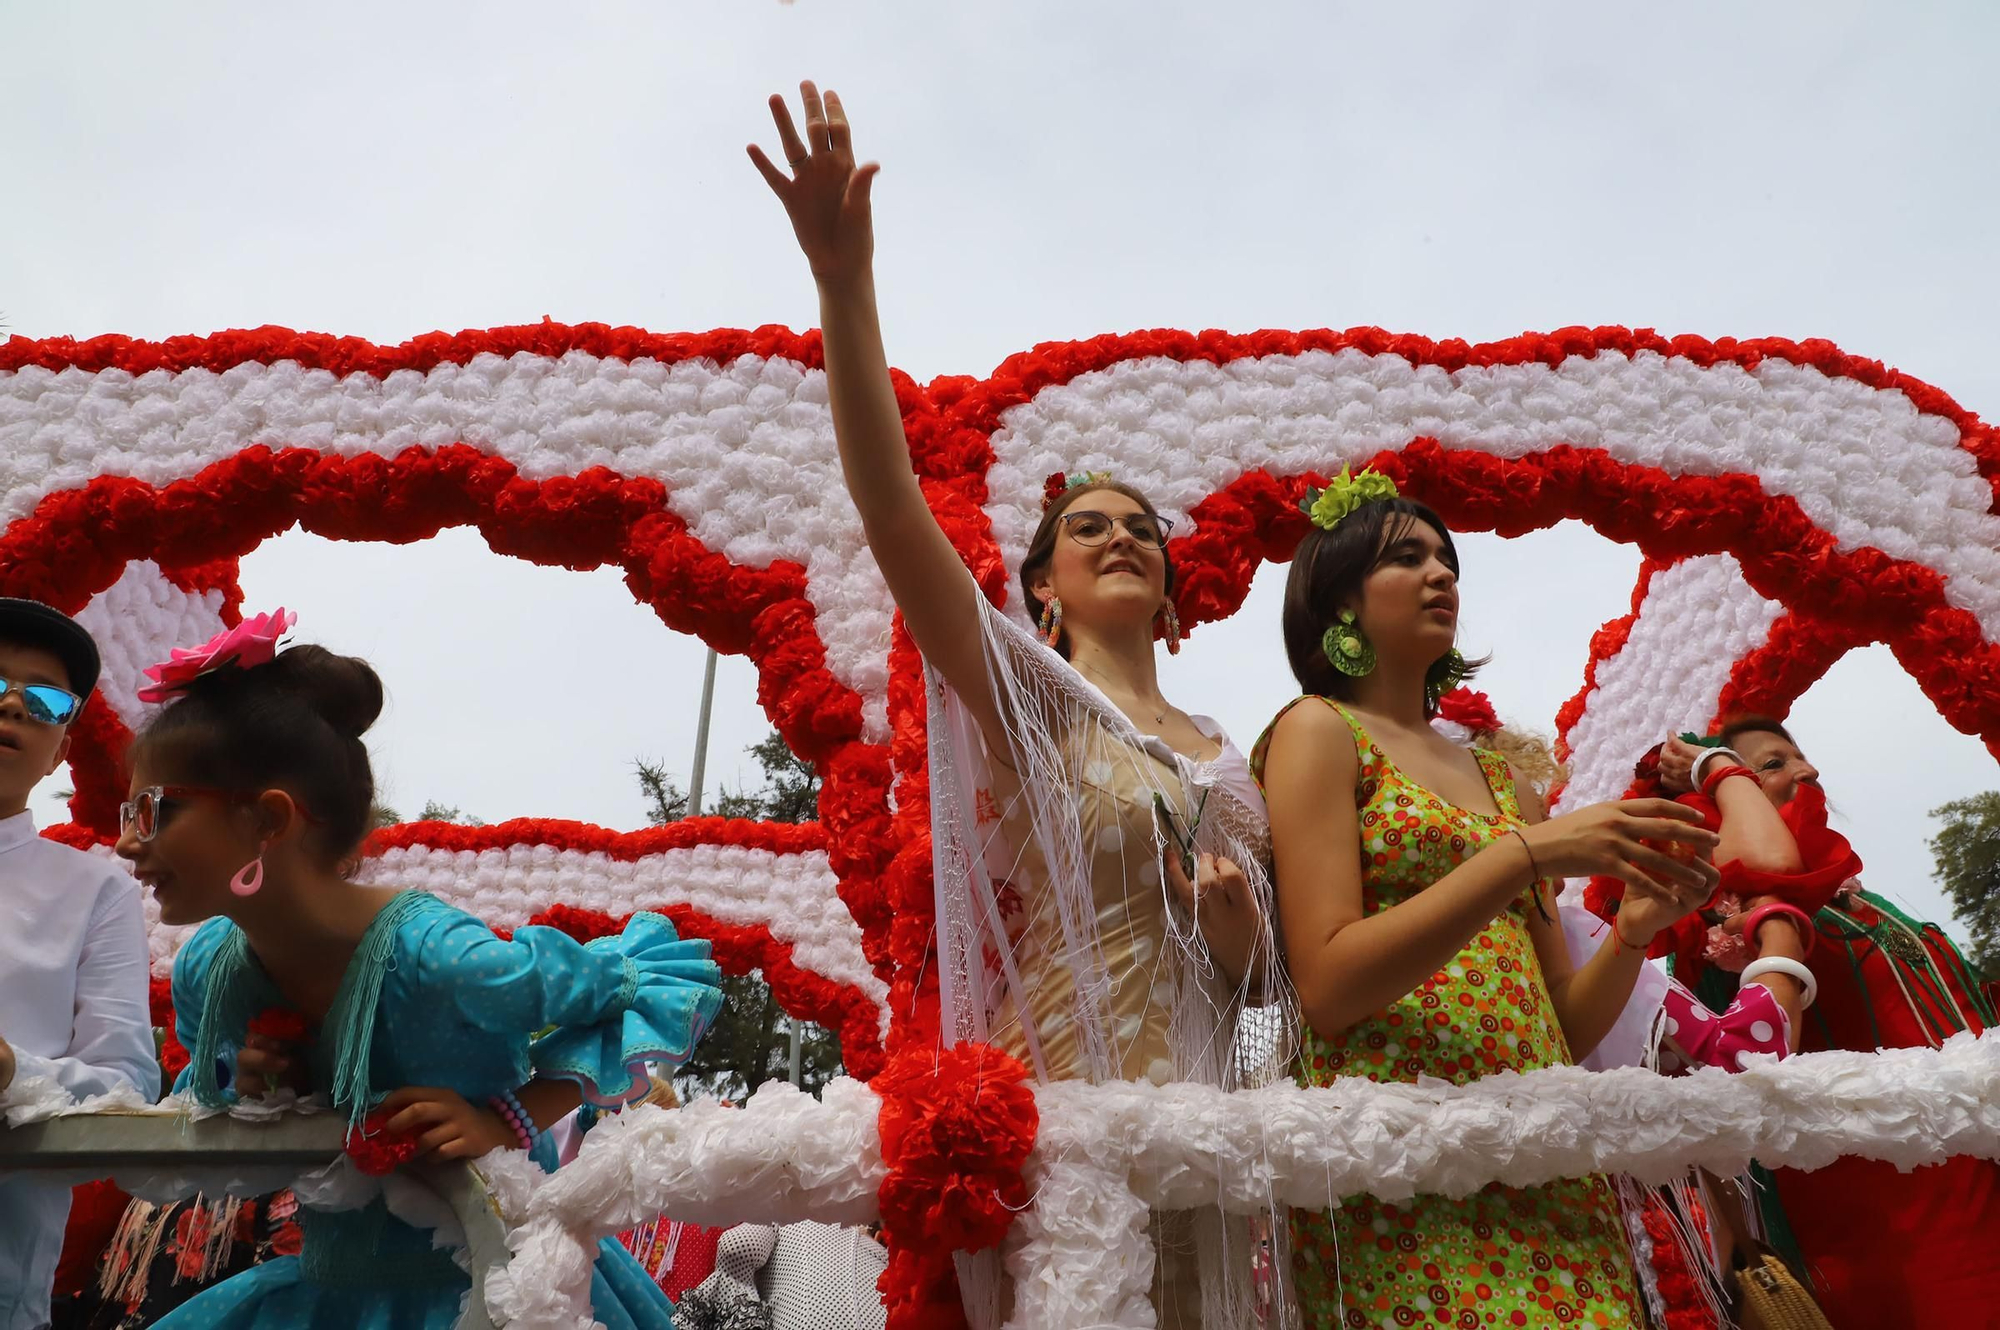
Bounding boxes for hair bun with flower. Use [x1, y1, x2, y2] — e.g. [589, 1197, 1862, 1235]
[1041, 470, 1115, 511]
[1300, 466, 1400, 530]
[136, 608, 297, 704]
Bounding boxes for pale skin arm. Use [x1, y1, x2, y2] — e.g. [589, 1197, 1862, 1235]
[1264, 703, 1719, 1039]
[0, 1036, 14, 1095]
[750, 84, 1007, 745]
[1513, 776, 1719, 1060]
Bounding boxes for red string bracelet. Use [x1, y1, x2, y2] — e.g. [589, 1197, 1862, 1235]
[1700, 762, 1759, 800]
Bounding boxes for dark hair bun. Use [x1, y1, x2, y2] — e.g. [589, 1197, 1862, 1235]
[267, 644, 383, 740]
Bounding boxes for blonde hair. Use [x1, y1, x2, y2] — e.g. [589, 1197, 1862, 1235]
[1476, 724, 1565, 801]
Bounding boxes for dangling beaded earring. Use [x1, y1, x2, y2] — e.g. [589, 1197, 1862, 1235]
[230, 840, 270, 897]
[1425, 647, 1470, 712]
[1038, 596, 1064, 648]
[1160, 602, 1182, 655]
[1322, 609, 1376, 677]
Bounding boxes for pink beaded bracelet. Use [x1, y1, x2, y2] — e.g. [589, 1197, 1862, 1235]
[487, 1091, 538, 1152]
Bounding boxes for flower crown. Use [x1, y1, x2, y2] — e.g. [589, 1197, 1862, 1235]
[1042, 470, 1115, 511]
[1299, 466, 1400, 530]
[136, 608, 297, 703]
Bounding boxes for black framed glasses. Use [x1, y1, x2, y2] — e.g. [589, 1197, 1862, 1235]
[0, 677, 82, 726]
[1058, 510, 1174, 550]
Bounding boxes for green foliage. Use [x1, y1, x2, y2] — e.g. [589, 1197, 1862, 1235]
[638, 730, 840, 1101]
[1927, 791, 2000, 981]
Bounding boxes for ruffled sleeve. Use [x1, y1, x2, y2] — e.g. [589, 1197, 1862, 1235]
[413, 907, 724, 1106]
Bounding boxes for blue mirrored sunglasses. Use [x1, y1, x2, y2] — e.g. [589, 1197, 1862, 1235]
[0, 677, 82, 726]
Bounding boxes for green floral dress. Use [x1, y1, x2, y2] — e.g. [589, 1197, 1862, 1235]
[1253, 699, 1642, 1330]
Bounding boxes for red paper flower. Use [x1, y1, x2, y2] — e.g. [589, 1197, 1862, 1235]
[1435, 687, 1501, 735]
[345, 1109, 423, 1177]
[246, 1007, 309, 1045]
[873, 1043, 1037, 1330]
[137, 607, 296, 703]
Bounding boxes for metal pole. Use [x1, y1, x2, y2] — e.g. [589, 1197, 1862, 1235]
[687, 648, 719, 816]
[788, 1017, 803, 1086]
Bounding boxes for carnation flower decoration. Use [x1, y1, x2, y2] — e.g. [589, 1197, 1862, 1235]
[1300, 465, 1400, 530]
[1041, 470, 1115, 511]
[136, 608, 297, 703]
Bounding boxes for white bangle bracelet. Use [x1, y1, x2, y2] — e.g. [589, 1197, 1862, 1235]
[1740, 956, 1817, 1009]
[1690, 746, 1746, 790]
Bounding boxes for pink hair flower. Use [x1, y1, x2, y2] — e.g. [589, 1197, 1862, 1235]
[136, 608, 297, 703]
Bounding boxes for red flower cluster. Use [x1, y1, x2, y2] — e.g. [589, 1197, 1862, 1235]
[246, 1007, 310, 1045]
[1640, 1190, 1722, 1330]
[345, 1109, 424, 1177]
[872, 1044, 1038, 1330]
[1435, 687, 1502, 734]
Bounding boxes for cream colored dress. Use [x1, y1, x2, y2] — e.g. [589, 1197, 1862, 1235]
[926, 591, 1296, 1329]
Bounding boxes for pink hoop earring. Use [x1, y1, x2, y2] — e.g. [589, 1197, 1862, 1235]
[1161, 602, 1182, 655]
[230, 843, 269, 897]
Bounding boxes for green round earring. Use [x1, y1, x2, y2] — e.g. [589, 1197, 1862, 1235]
[1322, 609, 1377, 677]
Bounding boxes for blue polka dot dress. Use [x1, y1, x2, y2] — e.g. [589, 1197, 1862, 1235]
[154, 891, 724, 1330]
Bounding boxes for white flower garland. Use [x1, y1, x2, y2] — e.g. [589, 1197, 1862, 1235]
[486, 1031, 2000, 1329]
[1554, 553, 1784, 815]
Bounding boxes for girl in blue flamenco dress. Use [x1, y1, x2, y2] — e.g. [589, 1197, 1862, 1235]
[112, 611, 725, 1330]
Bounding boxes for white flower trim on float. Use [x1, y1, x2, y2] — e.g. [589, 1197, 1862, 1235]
[483, 1031, 2000, 1330]
[354, 837, 888, 1038]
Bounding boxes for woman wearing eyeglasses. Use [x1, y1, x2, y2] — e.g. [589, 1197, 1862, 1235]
[750, 83, 1291, 1328]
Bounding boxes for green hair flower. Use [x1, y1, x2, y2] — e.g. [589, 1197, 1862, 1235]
[1300, 466, 1400, 530]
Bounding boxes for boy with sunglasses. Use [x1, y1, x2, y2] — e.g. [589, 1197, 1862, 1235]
[0, 599, 159, 1330]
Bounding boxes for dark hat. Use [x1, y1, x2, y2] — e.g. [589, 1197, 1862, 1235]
[0, 598, 102, 700]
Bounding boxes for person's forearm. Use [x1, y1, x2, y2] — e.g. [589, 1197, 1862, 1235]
[1294, 838, 1535, 1036]
[1714, 775, 1801, 873]
[1549, 928, 1654, 1059]
[817, 271, 926, 535]
[1745, 915, 1809, 1049]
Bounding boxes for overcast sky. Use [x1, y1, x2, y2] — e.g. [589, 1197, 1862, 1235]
[8, 2, 1998, 942]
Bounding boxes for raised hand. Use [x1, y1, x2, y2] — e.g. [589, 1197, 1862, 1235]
[748, 81, 879, 286]
[1656, 735, 1704, 795]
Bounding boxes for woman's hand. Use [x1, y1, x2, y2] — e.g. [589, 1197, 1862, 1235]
[1519, 798, 1719, 894]
[1166, 850, 1263, 988]
[1656, 736, 1704, 795]
[0, 1035, 15, 1095]
[749, 81, 879, 287]
[378, 1086, 518, 1162]
[235, 1032, 310, 1098]
[1615, 860, 1722, 948]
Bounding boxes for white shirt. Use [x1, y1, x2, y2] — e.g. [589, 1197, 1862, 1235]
[0, 811, 159, 1330]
